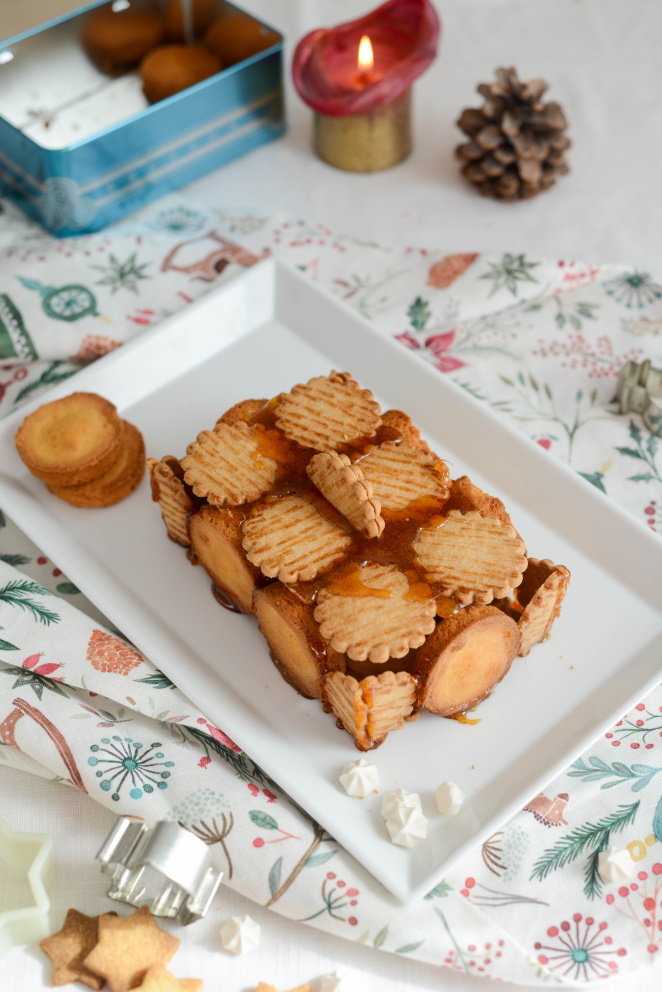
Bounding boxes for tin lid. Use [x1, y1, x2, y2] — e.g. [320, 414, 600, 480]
[1, 1, 110, 50]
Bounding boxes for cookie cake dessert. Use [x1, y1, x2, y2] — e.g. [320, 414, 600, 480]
[147, 371, 570, 751]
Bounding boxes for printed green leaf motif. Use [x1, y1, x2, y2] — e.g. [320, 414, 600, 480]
[0, 554, 31, 567]
[249, 810, 278, 830]
[407, 296, 431, 331]
[92, 252, 150, 294]
[269, 856, 283, 898]
[373, 925, 389, 948]
[615, 446, 643, 460]
[0, 638, 19, 650]
[652, 796, 662, 843]
[16, 361, 78, 403]
[424, 880, 452, 900]
[0, 579, 59, 625]
[396, 940, 425, 954]
[134, 671, 175, 689]
[628, 473, 656, 483]
[578, 471, 607, 494]
[304, 849, 337, 868]
[56, 582, 80, 595]
[480, 253, 540, 297]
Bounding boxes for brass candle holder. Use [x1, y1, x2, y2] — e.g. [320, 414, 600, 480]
[313, 88, 411, 173]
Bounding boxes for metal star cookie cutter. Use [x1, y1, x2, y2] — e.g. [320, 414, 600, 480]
[0, 814, 53, 958]
[96, 817, 223, 926]
[616, 359, 662, 437]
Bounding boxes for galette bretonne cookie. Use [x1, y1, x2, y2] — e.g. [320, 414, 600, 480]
[516, 557, 571, 655]
[416, 604, 521, 716]
[314, 563, 437, 662]
[415, 509, 527, 604]
[306, 450, 384, 537]
[49, 420, 145, 508]
[274, 371, 381, 450]
[83, 906, 180, 992]
[357, 440, 449, 511]
[324, 669, 416, 750]
[15, 392, 123, 487]
[181, 420, 279, 506]
[147, 455, 194, 545]
[242, 493, 352, 582]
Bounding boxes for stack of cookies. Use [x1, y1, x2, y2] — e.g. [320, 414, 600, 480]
[148, 372, 570, 751]
[15, 392, 145, 508]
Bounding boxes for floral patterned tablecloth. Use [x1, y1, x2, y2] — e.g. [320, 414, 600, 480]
[1, 193, 661, 988]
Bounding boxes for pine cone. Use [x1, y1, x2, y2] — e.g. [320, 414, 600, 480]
[456, 67, 570, 202]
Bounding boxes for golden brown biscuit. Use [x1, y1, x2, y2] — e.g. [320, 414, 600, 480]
[140, 44, 222, 103]
[254, 582, 345, 698]
[444, 475, 512, 526]
[314, 563, 437, 663]
[147, 455, 194, 545]
[83, 906, 180, 992]
[416, 604, 520, 716]
[40, 908, 114, 990]
[82, 7, 166, 75]
[217, 398, 268, 426]
[307, 450, 384, 537]
[189, 504, 268, 614]
[414, 509, 527, 604]
[133, 964, 203, 992]
[381, 408, 434, 455]
[16, 392, 123, 487]
[323, 669, 416, 750]
[49, 421, 145, 508]
[516, 558, 571, 655]
[242, 493, 352, 583]
[274, 371, 381, 451]
[357, 440, 449, 512]
[181, 421, 279, 507]
[204, 11, 280, 67]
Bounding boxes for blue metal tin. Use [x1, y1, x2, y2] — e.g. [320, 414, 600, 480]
[0, 2, 285, 237]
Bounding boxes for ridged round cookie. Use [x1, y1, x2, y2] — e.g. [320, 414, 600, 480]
[275, 371, 381, 451]
[15, 392, 123, 486]
[314, 563, 437, 663]
[49, 421, 145, 508]
[415, 509, 527, 604]
[307, 450, 384, 538]
[181, 420, 279, 507]
[242, 493, 352, 583]
[147, 455, 193, 545]
[357, 440, 449, 511]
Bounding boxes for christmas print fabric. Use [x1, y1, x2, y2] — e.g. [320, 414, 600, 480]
[1, 193, 662, 987]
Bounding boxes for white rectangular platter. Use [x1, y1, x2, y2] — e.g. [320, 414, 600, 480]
[1, 259, 661, 903]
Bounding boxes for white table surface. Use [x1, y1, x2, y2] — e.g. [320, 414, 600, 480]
[2, 1, 662, 990]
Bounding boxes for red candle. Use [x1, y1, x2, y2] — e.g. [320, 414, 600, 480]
[294, 0, 439, 114]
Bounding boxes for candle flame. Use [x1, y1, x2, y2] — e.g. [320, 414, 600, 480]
[357, 35, 374, 73]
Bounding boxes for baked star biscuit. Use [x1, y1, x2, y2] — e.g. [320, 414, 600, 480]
[314, 563, 436, 663]
[242, 494, 351, 583]
[415, 510, 527, 604]
[49, 421, 145, 508]
[147, 455, 194, 545]
[357, 440, 449, 511]
[307, 450, 384, 537]
[181, 421, 279, 506]
[516, 558, 571, 655]
[416, 604, 521, 716]
[83, 906, 180, 992]
[324, 669, 416, 750]
[274, 371, 381, 451]
[16, 392, 123, 486]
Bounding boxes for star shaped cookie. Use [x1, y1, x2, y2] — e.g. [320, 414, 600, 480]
[40, 908, 114, 990]
[83, 906, 181, 992]
[134, 964, 203, 991]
